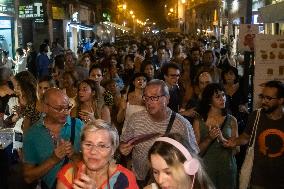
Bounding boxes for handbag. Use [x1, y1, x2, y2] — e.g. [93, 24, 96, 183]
[239, 109, 261, 189]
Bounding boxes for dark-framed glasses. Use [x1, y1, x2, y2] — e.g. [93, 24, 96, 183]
[258, 94, 278, 101]
[142, 95, 165, 102]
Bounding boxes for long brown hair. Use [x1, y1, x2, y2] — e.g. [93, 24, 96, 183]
[76, 79, 104, 119]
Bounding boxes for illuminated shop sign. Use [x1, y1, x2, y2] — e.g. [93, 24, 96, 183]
[0, 0, 14, 14]
[19, 2, 43, 18]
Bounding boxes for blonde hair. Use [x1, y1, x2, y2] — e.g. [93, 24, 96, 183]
[149, 133, 215, 189]
[170, 161, 192, 189]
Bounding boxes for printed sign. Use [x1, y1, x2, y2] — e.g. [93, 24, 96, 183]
[254, 34, 284, 108]
[19, 2, 43, 18]
[239, 24, 259, 52]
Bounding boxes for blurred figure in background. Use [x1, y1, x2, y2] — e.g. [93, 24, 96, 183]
[26, 42, 37, 78]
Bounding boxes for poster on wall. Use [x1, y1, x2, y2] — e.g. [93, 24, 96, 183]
[239, 24, 259, 52]
[254, 34, 284, 109]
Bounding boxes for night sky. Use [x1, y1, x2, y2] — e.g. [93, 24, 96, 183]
[127, 0, 167, 27]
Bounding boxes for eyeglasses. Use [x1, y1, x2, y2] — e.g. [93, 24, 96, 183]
[45, 103, 73, 113]
[168, 74, 180, 77]
[142, 95, 165, 102]
[258, 94, 278, 101]
[82, 142, 111, 152]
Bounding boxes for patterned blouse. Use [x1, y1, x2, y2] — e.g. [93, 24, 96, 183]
[57, 162, 139, 189]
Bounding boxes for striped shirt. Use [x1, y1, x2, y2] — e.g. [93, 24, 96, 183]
[121, 108, 199, 180]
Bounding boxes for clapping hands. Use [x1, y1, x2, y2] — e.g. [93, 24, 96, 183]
[53, 139, 74, 161]
[73, 164, 97, 189]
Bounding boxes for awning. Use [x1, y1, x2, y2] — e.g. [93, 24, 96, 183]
[68, 22, 94, 31]
[0, 13, 12, 17]
[162, 28, 181, 33]
[259, 1, 284, 23]
[102, 21, 130, 32]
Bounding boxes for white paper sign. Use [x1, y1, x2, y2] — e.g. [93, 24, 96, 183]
[254, 34, 284, 109]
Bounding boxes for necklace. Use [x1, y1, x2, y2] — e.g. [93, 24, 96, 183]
[43, 119, 59, 146]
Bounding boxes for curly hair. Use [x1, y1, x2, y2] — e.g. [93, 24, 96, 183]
[198, 83, 227, 121]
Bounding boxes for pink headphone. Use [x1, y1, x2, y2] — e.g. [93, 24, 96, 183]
[155, 137, 200, 176]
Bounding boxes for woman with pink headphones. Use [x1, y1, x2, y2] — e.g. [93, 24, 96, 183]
[145, 133, 215, 189]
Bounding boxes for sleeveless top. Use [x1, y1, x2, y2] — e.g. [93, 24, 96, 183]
[199, 114, 237, 189]
[125, 102, 145, 122]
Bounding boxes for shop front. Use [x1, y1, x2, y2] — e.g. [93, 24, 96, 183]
[259, 1, 284, 35]
[18, 0, 45, 49]
[0, 0, 15, 57]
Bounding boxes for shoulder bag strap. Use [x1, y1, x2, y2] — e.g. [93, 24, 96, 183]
[248, 109, 261, 147]
[61, 118, 76, 166]
[165, 111, 176, 134]
[70, 117, 76, 145]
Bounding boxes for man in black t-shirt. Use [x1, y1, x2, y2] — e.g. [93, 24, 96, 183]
[224, 80, 284, 188]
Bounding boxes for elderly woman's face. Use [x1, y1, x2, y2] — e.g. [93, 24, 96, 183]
[82, 129, 113, 171]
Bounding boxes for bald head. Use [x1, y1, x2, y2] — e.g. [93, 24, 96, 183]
[43, 88, 71, 124]
[43, 88, 69, 104]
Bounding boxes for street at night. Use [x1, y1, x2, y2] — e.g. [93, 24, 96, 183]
[0, 0, 283, 189]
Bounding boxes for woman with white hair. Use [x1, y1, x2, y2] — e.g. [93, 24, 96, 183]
[57, 119, 139, 189]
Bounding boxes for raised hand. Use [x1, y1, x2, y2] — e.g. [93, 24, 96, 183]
[73, 164, 96, 189]
[79, 111, 95, 123]
[53, 139, 68, 161]
[208, 126, 220, 140]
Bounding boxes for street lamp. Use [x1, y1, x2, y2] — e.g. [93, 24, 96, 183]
[122, 4, 127, 10]
[130, 10, 133, 15]
[131, 15, 136, 33]
[170, 8, 174, 12]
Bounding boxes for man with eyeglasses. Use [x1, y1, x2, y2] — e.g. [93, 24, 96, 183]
[119, 79, 199, 188]
[22, 88, 84, 189]
[162, 63, 182, 112]
[224, 80, 284, 188]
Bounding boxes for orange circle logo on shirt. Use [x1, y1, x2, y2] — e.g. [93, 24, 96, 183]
[258, 129, 284, 158]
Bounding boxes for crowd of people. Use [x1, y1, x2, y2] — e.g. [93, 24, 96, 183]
[0, 34, 283, 189]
